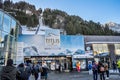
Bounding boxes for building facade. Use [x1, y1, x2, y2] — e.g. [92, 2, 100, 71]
[18, 32, 120, 70]
[84, 35, 120, 67]
[18, 34, 85, 71]
[0, 9, 21, 66]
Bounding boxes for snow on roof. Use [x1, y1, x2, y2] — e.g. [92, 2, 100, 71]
[21, 26, 36, 34]
[22, 30, 36, 34]
[37, 25, 52, 35]
[21, 25, 52, 35]
[39, 25, 51, 30]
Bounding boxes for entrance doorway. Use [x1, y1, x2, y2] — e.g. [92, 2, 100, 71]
[24, 56, 73, 71]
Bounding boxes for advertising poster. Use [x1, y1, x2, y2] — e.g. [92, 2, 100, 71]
[18, 34, 85, 56]
[16, 42, 24, 65]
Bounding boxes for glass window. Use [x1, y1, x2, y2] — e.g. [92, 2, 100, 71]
[102, 44, 108, 52]
[0, 31, 4, 56]
[1, 31, 9, 43]
[0, 30, 2, 55]
[114, 44, 120, 55]
[1, 31, 10, 53]
[0, 30, 2, 43]
[3, 14, 11, 32]
[10, 19, 16, 36]
[9, 35, 15, 52]
[93, 44, 108, 55]
[73, 59, 86, 69]
[15, 24, 19, 39]
[11, 19, 16, 28]
[0, 11, 3, 30]
[92, 44, 99, 55]
[0, 31, 9, 65]
[8, 35, 15, 59]
[0, 31, 2, 50]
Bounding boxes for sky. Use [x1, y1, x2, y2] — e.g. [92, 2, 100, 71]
[12, 0, 120, 24]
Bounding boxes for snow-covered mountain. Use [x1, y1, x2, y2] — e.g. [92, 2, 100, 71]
[105, 22, 120, 33]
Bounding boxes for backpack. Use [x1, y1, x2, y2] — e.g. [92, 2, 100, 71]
[19, 68, 29, 80]
[92, 64, 97, 71]
[32, 66, 39, 74]
[100, 66, 105, 72]
[88, 64, 92, 70]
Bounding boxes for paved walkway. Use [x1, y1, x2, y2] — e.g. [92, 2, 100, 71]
[30, 71, 120, 80]
[109, 69, 119, 74]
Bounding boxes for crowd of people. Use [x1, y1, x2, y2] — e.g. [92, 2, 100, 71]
[0, 59, 49, 80]
[1, 59, 120, 80]
[87, 60, 120, 80]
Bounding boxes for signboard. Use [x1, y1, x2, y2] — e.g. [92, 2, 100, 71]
[18, 33, 85, 56]
[16, 42, 24, 65]
[45, 29, 60, 50]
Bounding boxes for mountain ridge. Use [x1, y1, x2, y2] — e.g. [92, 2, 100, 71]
[105, 22, 120, 33]
[1, 0, 120, 35]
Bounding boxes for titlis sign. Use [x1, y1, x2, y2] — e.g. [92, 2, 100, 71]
[45, 29, 60, 50]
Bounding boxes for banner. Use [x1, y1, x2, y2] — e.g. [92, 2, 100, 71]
[16, 42, 24, 65]
[18, 34, 85, 56]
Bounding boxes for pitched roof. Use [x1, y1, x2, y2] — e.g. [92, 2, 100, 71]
[84, 35, 120, 44]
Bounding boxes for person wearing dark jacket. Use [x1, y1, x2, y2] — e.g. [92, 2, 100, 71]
[92, 61, 98, 80]
[32, 64, 40, 80]
[0, 59, 17, 80]
[98, 61, 105, 80]
[104, 62, 109, 79]
[41, 67, 48, 80]
[17, 63, 31, 80]
[41, 64, 49, 80]
[112, 61, 117, 72]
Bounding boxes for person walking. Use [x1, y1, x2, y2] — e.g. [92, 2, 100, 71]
[32, 63, 40, 80]
[17, 63, 29, 80]
[98, 61, 105, 80]
[25, 63, 32, 80]
[92, 61, 98, 80]
[88, 61, 92, 75]
[55, 63, 60, 72]
[117, 60, 120, 74]
[41, 62, 49, 80]
[112, 61, 117, 73]
[76, 62, 80, 72]
[104, 62, 109, 79]
[41, 66, 49, 80]
[0, 59, 18, 80]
